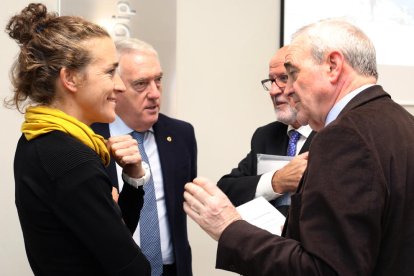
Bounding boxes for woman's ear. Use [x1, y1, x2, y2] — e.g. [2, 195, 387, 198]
[59, 67, 80, 92]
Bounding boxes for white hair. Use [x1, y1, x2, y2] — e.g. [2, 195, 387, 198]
[292, 18, 378, 80]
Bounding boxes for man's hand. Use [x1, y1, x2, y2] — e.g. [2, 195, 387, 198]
[272, 152, 308, 194]
[107, 135, 145, 179]
[183, 177, 242, 241]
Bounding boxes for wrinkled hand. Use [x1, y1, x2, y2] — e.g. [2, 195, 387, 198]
[272, 152, 308, 194]
[183, 177, 242, 241]
[107, 135, 145, 179]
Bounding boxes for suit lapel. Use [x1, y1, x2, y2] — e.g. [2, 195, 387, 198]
[152, 115, 176, 210]
[299, 131, 317, 154]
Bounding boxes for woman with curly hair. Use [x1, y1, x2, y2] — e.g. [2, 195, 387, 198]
[5, 3, 150, 275]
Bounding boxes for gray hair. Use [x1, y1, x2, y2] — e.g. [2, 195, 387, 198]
[292, 18, 378, 80]
[115, 38, 158, 56]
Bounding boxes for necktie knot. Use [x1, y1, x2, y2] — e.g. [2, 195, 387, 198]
[131, 131, 145, 144]
[289, 130, 301, 144]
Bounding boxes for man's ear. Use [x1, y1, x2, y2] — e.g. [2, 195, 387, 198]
[59, 67, 80, 92]
[326, 51, 344, 83]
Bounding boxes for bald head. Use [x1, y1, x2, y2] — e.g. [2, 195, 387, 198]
[269, 45, 289, 68]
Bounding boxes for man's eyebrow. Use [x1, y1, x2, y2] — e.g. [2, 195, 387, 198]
[131, 73, 163, 85]
[131, 78, 148, 85]
[284, 61, 293, 69]
[268, 72, 288, 78]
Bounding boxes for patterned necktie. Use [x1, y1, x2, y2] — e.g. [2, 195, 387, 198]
[131, 131, 163, 276]
[287, 130, 301, 157]
[274, 129, 301, 208]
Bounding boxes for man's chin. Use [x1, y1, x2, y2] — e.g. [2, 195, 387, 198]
[275, 111, 296, 125]
[147, 113, 159, 125]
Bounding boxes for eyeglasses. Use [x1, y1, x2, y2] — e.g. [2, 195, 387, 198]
[261, 74, 288, 91]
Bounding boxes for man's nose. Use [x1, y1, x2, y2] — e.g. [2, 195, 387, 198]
[284, 78, 296, 98]
[147, 81, 161, 98]
[269, 82, 284, 96]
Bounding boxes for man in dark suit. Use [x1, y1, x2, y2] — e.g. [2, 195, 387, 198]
[218, 46, 315, 216]
[93, 38, 197, 276]
[183, 19, 414, 275]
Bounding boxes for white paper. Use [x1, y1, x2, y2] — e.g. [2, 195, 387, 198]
[257, 154, 293, 175]
[236, 196, 286, 236]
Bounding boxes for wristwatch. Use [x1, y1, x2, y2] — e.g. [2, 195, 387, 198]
[121, 161, 151, 189]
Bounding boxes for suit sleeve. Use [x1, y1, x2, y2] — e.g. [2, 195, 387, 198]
[216, 125, 386, 275]
[118, 183, 145, 234]
[217, 130, 261, 206]
[189, 124, 198, 180]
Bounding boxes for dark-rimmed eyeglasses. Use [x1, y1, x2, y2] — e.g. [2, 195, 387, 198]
[261, 74, 288, 91]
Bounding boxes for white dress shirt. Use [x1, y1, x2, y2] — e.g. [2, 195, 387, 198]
[110, 116, 174, 264]
[255, 124, 313, 201]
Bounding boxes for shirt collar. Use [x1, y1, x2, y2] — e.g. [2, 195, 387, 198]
[325, 84, 375, 126]
[110, 115, 154, 136]
[287, 124, 313, 138]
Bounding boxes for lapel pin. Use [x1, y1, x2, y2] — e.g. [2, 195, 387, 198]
[167, 136, 172, 142]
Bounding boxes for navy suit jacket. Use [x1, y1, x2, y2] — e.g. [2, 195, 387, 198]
[218, 122, 315, 215]
[92, 113, 197, 276]
[216, 85, 414, 275]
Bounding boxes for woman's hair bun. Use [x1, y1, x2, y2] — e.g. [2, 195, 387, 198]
[5, 3, 56, 46]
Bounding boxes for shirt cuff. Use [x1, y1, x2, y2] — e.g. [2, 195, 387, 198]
[255, 169, 283, 201]
[121, 161, 151, 189]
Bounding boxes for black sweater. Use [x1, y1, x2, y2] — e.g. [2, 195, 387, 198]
[14, 131, 150, 276]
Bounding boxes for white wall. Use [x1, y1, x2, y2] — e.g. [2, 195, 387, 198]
[1, 1, 413, 276]
[176, 1, 279, 275]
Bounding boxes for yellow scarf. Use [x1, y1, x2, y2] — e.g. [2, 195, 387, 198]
[22, 106, 110, 166]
